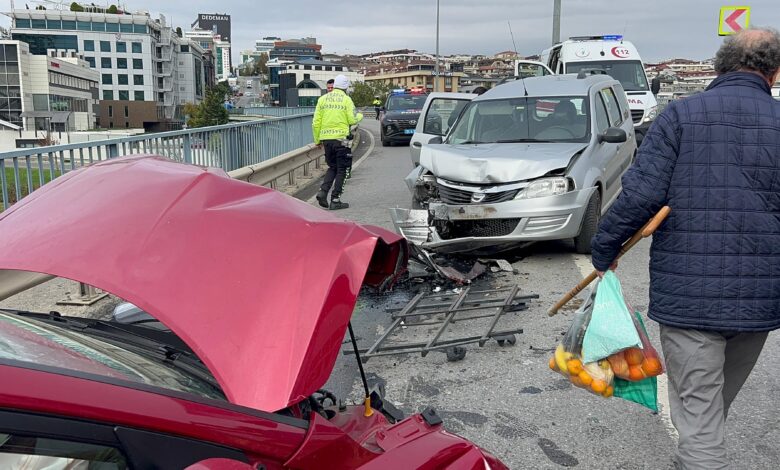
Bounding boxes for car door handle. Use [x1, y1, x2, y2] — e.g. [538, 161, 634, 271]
[412, 142, 422, 148]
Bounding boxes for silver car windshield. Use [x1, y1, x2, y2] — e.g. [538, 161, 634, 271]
[447, 96, 590, 145]
[565, 60, 648, 92]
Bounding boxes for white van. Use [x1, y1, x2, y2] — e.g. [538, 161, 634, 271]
[539, 35, 660, 144]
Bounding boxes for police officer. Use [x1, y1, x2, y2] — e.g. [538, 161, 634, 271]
[313, 75, 363, 210]
[372, 95, 382, 120]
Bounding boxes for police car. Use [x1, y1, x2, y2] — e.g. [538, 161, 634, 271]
[380, 88, 428, 147]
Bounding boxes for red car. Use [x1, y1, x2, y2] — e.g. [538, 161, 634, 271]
[0, 156, 507, 470]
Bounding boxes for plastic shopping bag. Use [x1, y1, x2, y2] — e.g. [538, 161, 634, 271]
[549, 285, 615, 398]
[612, 312, 659, 411]
[607, 309, 665, 382]
[581, 271, 641, 363]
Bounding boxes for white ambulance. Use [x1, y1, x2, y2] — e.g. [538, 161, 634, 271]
[537, 35, 660, 144]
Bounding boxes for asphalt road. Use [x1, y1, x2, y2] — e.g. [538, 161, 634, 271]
[313, 119, 780, 469]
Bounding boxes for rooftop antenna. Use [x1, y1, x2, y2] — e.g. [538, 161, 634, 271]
[508, 20, 519, 58]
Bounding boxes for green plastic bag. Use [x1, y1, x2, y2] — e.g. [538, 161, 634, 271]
[581, 271, 641, 363]
[613, 312, 659, 411]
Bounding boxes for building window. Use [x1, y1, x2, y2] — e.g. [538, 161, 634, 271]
[336, 66, 343, 71]
[101, 57, 112, 68]
[132, 59, 143, 69]
[134, 90, 144, 101]
[117, 58, 127, 69]
[85, 56, 95, 68]
[91, 21, 105, 32]
[133, 75, 144, 85]
[84, 40, 95, 52]
[117, 74, 128, 85]
[62, 20, 76, 30]
[116, 42, 127, 53]
[108, 105, 113, 117]
[132, 42, 142, 54]
[118, 90, 129, 101]
[133, 24, 147, 34]
[77, 20, 91, 31]
[15, 18, 30, 28]
[100, 41, 111, 53]
[31, 19, 46, 29]
[109, 122, 114, 128]
[47, 19, 62, 29]
[102, 74, 112, 85]
[304, 74, 310, 80]
[181, 45, 189, 52]
[105, 22, 119, 33]
[120, 23, 133, 33]
[33, 94, 49, 111]
[124, 105, 129, 117]
[125, 122, 130, 128]
[103, 90, 114, 100]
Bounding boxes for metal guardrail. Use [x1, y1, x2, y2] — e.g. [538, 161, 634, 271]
[0, 114, 313, 211]
[241, 106, 317, 117]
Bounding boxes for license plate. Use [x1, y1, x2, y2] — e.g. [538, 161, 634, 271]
[404, 129, 415, 135]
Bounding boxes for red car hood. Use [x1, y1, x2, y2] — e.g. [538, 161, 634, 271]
[0, 156, 407, 412]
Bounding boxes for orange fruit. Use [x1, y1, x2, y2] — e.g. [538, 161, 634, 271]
[628, 365, 645, 381]
[549, 357, 557, 371]
[642, 357, 663, 376]
[570, 374, 584, 388]
[578, 371, 593, 386]
[603, 386, 614, 398]
[591, 379, 608, 394]
[625, 348, 645, 366]
[567, 359, 584, 375]
[609, 355, 629, 376]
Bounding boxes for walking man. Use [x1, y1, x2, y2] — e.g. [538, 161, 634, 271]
[591, 28, 780, 469]
[373, 95, 382, 120]
[313, 74, 363, 210]
[326, 78, 334, 93]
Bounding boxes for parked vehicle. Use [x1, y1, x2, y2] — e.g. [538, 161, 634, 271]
[0, 156, 508, 469]
[409, 92, 476, 166]
[540, 35, 660, 143]
[398, 73, 637, 254]
[380, 90, 428, 147]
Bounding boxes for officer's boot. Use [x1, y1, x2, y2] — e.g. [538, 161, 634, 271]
[329, 198, 350, 210]
[316, 190, 329, 208]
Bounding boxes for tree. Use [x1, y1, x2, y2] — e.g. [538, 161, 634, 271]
[107, 5, 118, 14]
[70, 2, 84, 12]
[175, 27, 183, 38]
[185, 85, 229, 128]
[350, 81, 392, 107]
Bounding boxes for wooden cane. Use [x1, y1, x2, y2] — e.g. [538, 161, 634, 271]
[547, 206, 671, 316]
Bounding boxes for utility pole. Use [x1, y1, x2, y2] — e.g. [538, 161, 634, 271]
[434, 0, 440, 92]
[552, 0, 561, 45]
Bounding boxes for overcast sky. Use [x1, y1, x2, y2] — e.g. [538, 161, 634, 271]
[7, 1, 780, 62]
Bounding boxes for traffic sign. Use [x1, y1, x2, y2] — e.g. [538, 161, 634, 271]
[718, 6, 750, 36]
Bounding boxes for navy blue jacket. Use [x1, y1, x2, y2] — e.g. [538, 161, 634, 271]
[592, 72, 780, 332]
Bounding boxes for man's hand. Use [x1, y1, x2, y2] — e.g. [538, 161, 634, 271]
[596, 261, 619, 278]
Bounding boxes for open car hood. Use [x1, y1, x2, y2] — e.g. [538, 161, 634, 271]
[0, 156, 407, 412]
[420, 142, 587, 184]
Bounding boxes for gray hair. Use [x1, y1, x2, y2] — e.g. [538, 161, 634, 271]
[714, 27, 780, 79]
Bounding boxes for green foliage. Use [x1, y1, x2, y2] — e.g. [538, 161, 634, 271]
[70, 2, 84, 12]
[239, 53, 268, 77]
[175, 27, 183, 38]
[185, 85, 229, 128]
[350, 81, 392, 107]
[107, 5, 118, 14]
[35, 5, 46, 9]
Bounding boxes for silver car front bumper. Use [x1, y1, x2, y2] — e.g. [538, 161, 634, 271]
[392, 187, 596, 252]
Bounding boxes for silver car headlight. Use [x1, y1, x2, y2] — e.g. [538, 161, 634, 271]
[642, 106, 657, 123]
[516, 177, 571, 199]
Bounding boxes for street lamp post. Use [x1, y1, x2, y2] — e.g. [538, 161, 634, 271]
[434, 0, 440, 92]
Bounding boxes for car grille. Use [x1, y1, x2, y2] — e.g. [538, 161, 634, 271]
[437, 184, 519, 205]
[631, 109, 644, 124]
[393, 119, 417, 129]
[439, 218, 521, 239]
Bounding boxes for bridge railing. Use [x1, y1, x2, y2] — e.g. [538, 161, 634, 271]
[241, 106, 317, 117]
[1, 113, 313, 211]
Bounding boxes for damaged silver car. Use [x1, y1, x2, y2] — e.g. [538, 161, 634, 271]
[395, 73, 636, 254]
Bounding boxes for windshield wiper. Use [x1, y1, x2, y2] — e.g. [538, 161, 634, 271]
[458, 140, 485, 144]
[496, 138, 553, 143]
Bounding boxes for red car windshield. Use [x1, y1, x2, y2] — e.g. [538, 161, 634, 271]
[0, 312, 224, 400]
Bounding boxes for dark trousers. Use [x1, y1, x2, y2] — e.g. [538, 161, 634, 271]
[320, 140, 351, 199]
[374, 107, 380, 119]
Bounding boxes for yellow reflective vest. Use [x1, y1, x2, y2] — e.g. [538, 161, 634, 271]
[312, 89, 363, 144]
[372, 98, 382, 106]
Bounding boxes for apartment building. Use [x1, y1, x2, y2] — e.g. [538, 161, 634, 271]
[8, 8, 209, 130]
